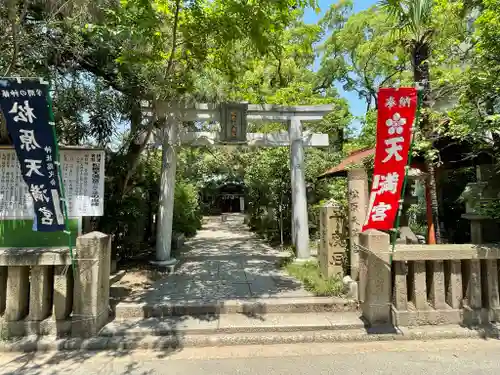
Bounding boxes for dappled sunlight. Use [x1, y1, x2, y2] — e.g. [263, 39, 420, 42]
[111, 214, 312, 307]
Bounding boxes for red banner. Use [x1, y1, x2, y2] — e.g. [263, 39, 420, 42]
[362, 87, 418, 232]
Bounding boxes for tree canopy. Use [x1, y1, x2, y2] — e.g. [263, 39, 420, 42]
[1, 0, 499, 250]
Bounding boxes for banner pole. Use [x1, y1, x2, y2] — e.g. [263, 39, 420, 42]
[45, 85, 77, 276]
[389, 90, 423, 265]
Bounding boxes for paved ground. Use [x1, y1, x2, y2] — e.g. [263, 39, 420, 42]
[115, 214, 313, 305]
[1, 339, 500, 374]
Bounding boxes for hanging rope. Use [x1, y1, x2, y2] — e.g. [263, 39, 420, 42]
[389, 89, 423, 265]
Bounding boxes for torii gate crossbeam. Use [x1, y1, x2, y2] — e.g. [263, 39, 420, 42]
[143, 102, 334, 266]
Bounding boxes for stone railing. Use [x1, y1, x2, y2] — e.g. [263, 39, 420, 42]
[0, 232, 111, 338]
[359, 229, 500, 327]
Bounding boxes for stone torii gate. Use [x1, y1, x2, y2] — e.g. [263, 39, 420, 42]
[142, 102, 333, 266]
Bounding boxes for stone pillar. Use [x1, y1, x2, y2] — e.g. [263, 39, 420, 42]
[392, 261, 407, 311]
[72, 232, 111, 338]
[27, 266, 53, 335]
[347, 168, 368, 280]
[462, 258, 482, 324]
[319, 201, 345, 278]
[156, 121, 179, 263]
[290, 145, 296, 246]
[289, 118, 310, 259]
[486, 259, 500, 321]
[468, 259, 482, 310]
[470, 221, 483, 244]
[428, 260, 446, 309]
[5, 266, 29, 321]
[411, 261, 427, 309]
[53, 265, 73, 320]
[445, 260, 462, 309]
[359, 229, 391, 325]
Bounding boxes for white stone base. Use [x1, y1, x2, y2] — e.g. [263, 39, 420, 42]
[292, 257, 317, 264]
[149, 258, 179, 273]
[343, 276, 359, 300]
[150, 258, 178, 266]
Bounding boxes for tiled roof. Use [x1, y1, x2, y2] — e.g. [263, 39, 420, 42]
[318, 147, 375, 178]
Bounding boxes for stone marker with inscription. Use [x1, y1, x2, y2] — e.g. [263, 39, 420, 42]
[319, 200, 346, 279]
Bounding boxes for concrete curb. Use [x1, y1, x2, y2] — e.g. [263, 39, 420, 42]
[115, 297, 359, 319]
[0, 325, 498, 352]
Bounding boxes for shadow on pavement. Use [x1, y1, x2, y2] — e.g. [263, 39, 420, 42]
[0, 215, 316, 374]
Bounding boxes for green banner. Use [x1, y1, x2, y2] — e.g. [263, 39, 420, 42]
[0, 219, 79, 247]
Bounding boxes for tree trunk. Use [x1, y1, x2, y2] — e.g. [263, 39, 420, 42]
[412, 41, 442, 243]
[0, 115, 10, 145]
[119, 93, 147, 195]
[425, 162, 441, 243]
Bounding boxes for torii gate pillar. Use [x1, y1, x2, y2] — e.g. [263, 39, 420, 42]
[289, 118, 309, 258]
[155, 120, 179, 264]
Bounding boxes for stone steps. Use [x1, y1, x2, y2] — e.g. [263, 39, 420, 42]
[101, 311, 365, 337]
[2, 324, 497, 352]
[94, 323, 497, 350]
[98, 311, 370, 349]
[100, 328, 380, 350]
[114, 297, 359, 319]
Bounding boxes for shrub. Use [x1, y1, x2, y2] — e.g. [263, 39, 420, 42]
[285, 261, 343, 297]
[172, 179, 202, 237]
[100, 150, 202, 260]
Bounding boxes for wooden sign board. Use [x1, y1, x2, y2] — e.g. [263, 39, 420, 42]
[0, 148, 105, 218]
[219, 103, 248, 143]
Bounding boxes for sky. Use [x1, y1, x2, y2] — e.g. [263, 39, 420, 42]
[303, 0, 378, 130]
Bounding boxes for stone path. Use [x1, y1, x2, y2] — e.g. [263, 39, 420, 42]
[119, 214, 314, 304]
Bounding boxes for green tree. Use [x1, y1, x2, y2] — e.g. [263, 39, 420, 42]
[447, 0, 500, 150]
[317, 1, 408, 111]
[1, 0, 334, 257]
[444, 0, 500, 224]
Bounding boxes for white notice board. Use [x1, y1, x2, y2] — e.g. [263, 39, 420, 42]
[0, 148, 105, 218]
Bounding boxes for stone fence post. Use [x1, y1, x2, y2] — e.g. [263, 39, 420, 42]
[359, 229, 391, 325]
[72, 232, 111, 338]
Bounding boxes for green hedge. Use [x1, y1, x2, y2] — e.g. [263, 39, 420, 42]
[173, 180, 202, 237]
